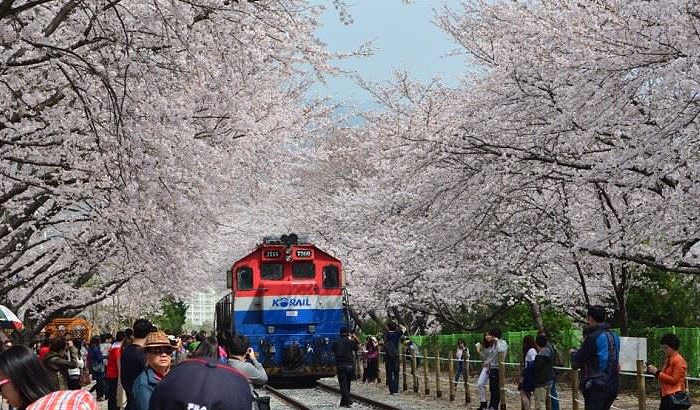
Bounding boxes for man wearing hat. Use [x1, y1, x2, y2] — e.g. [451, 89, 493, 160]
[149, 358, 252, 410]
[332, 327, 359, 407]
[132, 331, 175, 410]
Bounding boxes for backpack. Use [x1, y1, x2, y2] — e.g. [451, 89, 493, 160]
[584, 330, 619, 391]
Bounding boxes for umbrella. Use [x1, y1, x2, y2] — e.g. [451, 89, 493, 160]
[0, 305, 23, 330]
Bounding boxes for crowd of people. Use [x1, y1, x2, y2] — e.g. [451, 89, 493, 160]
[337, 306, 690, 410]
[0, 307, 692, 410]
[0, 319, 264, 410]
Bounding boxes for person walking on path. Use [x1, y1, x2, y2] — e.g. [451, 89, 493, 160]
[539, 333, 561, 410]
[44, 337, 79, 391]
[383, 322, 405, 395]
[332, 327, 359, 407]
[66, 340, 84, 390]
[362, 337, 379, 384]
[475, 333, 492, 410]
[518, 335, 537, 410]
[88, 336, 106, 401]
[226, 335, 268, 391]
[131, 332, 174, 410]
[454, 340, 468, 384]
[571, 306, 620, 410]
[646, 333, 689, 410]
[116, 333, 133, 410]
[105, 331, 125, 410]
[0, 345, 54, 410]
[100, 335, 113, 368]
[533, 334, 555, 410]
[483, 328, 508, 410]
[120, 319, 152, 410]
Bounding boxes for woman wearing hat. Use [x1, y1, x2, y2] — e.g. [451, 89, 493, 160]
[132, 332, 175, 410]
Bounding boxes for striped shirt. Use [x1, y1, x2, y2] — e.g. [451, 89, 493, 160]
[27, 390, 98, 410]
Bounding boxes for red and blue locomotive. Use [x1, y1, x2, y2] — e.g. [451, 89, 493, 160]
[215, 234, 350, 380]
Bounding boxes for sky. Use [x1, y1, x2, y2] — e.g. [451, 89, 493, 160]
[309, 0, 466, 110]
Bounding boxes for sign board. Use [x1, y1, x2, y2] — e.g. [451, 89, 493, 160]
[295, 249, 312, 258]
[619, 337, 647, 372]
[264, 250, 281, 259]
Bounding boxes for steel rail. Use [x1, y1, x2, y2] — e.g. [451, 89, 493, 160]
[263, 385, 314, 410]
[316, 382, 404, 410]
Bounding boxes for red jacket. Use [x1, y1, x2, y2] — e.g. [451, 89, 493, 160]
[106, 342, 122, 379]
[659, 352, 687, 397]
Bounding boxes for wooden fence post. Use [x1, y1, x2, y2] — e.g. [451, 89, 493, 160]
[435, 350, 442, 398]
[572, 369, 579, 410]
[448, 351, 455, 401]
[402, 349, 408, 391]
[637, 360, 646, 410]
[412, 351, 419, 393]
[464, 358, 470, 403]
[498, 352, 506, 410]
[423, 349, 430, 396]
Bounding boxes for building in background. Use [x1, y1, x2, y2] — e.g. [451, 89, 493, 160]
[185, 287, 227, 332]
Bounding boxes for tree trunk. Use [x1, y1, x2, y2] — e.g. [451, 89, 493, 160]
[349, 306, 371, 334]
[609, 263, 629, 336]
[368, 310, 388, 333]
[525, 298, 545, 334]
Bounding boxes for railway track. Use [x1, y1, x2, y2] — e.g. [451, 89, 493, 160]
[263, 382, 404, 410]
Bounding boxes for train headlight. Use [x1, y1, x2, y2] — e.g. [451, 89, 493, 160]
[307, 325, 316, 333]
[267, 326, 275, 334]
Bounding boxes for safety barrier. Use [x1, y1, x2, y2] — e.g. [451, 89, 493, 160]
[397, 327, 700, 377]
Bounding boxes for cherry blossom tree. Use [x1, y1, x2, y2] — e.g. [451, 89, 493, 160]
[292, 0, 700, 333]
[1, 0, 363, 340]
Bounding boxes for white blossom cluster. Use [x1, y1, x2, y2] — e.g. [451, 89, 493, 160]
[284, 0, 700, 331]
[0, 0, 367, 339]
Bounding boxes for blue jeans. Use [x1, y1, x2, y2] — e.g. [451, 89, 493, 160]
[550, 379, 559, 410]
[455, 361, 464, 382]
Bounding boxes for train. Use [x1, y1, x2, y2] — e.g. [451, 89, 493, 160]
[215, 233, 351, 380]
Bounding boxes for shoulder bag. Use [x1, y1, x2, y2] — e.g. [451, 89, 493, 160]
[252, 390, 271, 410]
[670, 390, 691, 409]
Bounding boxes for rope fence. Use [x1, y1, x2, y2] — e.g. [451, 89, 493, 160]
[354, 348, 699, 410]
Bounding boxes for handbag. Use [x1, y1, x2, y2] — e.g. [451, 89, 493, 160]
[252, 390, 271, 410]
[670, 391, 691, 410]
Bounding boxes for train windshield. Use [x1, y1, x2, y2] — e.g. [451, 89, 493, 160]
[261, 263, 284, 280]
[237, 267, 253, 290]
[292, 262, 315, 279]
[322, 265, 339, 288]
